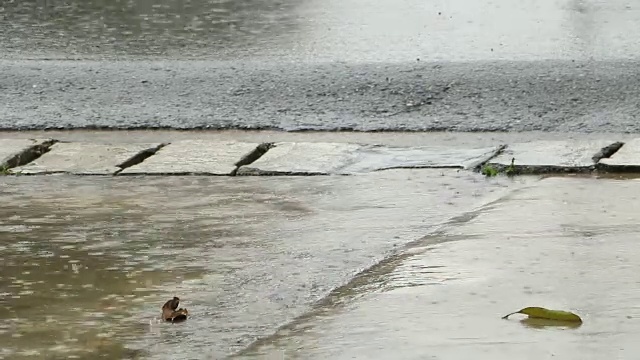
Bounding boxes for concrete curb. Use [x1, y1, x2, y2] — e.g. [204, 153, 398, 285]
[1, 135, 638, 176]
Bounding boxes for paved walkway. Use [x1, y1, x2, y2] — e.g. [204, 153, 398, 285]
[2, 131, 640, 176]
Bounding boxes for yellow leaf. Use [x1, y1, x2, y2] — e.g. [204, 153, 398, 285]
[520, 318, 582, 329]
[502, 307, 582, 323]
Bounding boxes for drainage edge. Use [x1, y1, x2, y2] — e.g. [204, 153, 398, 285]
[114, 143, 169, 175]
[471, 144, 508, 172]
[592, 141, 625, 163]
[230, 142, 274, 176]
[2, 139, 58, 170]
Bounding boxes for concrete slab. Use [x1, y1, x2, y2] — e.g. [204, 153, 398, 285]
[15, 142, 161, 175]
[599, 138, 640, 170]
[344, 144, 504, 173]
[120, 140, 260, 175]
[238, 142, 503, 175]
[237, 142, 364, 175]
[0, 138, 52, 169]
[488, 139, 616, 173]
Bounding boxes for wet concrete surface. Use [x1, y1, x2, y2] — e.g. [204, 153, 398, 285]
[487, 139, 618, 174]
[4, 131, 640, 176]
[0, 170, 519, 359]
[13, 142, 162, 175]
[1, 0, 640, 131]
[239, 176, 640, 359]
[118, 140, 260, 176]
[237, 142, 502, 176]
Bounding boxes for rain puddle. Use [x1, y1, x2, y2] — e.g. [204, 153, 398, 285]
[0, 171, 522, 359]
[0, 0, 299, 59]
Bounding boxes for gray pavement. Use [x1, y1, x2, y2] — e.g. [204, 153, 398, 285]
[2, 132, 640, 176]
[1, 0, 640, 131]
[15, 142, 164, 175]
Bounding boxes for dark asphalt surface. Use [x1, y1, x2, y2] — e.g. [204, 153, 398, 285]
[3, 59, 640, 132]
[1, 0, 639, 132]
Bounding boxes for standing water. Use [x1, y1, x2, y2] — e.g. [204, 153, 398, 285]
[0, 171, 514, 359]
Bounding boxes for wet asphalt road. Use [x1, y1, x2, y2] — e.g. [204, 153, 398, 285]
[1, 0, 640, 131]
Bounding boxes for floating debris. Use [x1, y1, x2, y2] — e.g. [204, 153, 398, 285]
[502, 306, 582, 323]
[162, 297, 188, 323]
